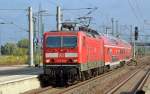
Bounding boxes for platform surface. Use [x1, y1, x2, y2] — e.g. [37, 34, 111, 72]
[0, 66, 43, 84]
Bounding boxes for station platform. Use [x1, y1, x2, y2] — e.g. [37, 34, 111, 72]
[0, 65, 43, 94]
[0, 65, 43, 83]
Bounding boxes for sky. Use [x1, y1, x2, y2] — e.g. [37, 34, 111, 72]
[0, 0, 150, 45]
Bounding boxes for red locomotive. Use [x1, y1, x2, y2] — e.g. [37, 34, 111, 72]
[43, 26, 132, 85]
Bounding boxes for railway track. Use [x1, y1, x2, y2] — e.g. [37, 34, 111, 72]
[25, 66, 129, 94]
[24, 64, 150, 94]
[50, 67, 129, 94]
[106, 66, 150, 94]
[133, 68, 150, 94]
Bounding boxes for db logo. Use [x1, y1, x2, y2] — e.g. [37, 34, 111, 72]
[58, 53, 65, 57]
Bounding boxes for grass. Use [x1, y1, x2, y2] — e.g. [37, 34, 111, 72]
[0, 55, 28, 65]
[34, 54, 42, 65]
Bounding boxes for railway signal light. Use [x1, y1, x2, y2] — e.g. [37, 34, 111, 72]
[134, 26, 139, 40]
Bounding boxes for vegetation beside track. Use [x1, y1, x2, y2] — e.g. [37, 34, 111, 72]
[0, 39, 42, 65]
[0, 39, 29, 65]
[0, 55, 28, 65]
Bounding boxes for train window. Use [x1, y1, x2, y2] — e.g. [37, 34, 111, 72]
[117, 50, 119, 54]
[46, 36, 77, 48]
[108, 48, 112, 55]
[46, 36, 61, 48]
[120, 49, 123, 54]
[110, 49, 112, 54]
[118, 50, 120, 54]
[63, 36, 77, 48]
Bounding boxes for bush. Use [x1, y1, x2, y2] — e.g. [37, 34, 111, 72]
[0, 55, 28, 65]
[1, 39, 29, 56]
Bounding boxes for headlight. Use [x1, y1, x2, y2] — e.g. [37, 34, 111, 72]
[46, 59, 50, 63]
[73, 59, 78, 62]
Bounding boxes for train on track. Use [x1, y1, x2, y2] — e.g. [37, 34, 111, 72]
[42, 25, 132, 85]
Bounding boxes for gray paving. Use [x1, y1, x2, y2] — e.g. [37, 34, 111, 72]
[0, 66, 43, 84]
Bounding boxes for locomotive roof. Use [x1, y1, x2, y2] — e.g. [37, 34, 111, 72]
[44, 30, 99, 36]
[44, 31, 78, 35]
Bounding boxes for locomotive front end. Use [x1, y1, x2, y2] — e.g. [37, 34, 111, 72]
[43, 32, 80, 84]
[44, 34, 78, 64]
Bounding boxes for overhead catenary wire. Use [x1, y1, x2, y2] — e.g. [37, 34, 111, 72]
[81, 0, 113, 29]
[0, 8, 28, 30]
[82, 0, 111, 18]
[128, 0, 146, 41]
[62, 7, 93, 17]
[134, 0, 144, 20]
[133, 0, 145, 35]
[127, 0, 142, 24]
[62, 6, 97, 26]
[46, 0, 58, 6]
[62, 7, 94, 17]
[0, 17, 27, 31]
[62, 8, 93, 11]
[0, 9, 26, 11]
[0, 8, 27, 14]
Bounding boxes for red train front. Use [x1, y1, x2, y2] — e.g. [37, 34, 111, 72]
[43, 27, 132, 85]
[43, 32, 78, 65]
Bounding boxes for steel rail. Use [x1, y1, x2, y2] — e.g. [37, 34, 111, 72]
[106, 65, 148, 94]
[55, 67, 129, 94]
[106, 69, 141, 94]
[133, 68, 150, 94]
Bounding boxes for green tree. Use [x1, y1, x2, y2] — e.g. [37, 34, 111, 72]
[1, 39, 29, 56]
[17, 39, 29, 48]
[1, 43, 17, 55]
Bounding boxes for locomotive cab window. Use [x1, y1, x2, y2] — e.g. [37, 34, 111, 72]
[46, 36, 77, 48]
[46, 36, 61, 48]
[63, 36, 77, 48]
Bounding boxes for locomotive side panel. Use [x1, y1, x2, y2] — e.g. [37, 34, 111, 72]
[79, 33, 104, 72]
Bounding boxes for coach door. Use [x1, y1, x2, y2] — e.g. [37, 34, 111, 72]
[100, 39, 105, 67]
